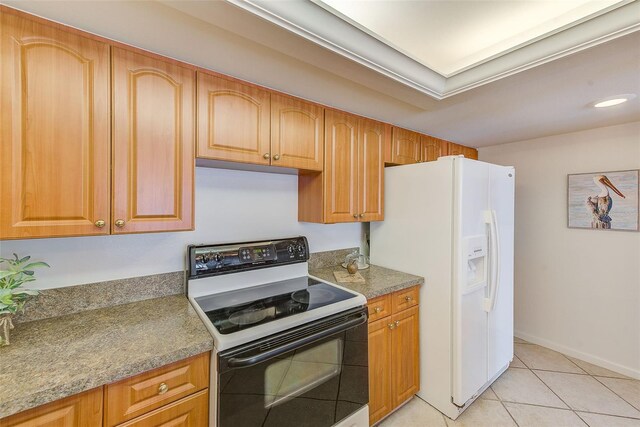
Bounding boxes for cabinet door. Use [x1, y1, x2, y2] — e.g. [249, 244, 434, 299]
[391, 306, 420, 407]
[271, 93, 323, 171]
[368, 317, 393, 426]
[112, 47, 194, 234]
[420, 136, 443, 162]
[0, 387, 102, 427]
[197, 73, 270, 165]
[1, 12, 110, 239]
[445, 142, 478, 160]
[324, 110, 358, 223]
[358, 118, 387, 222]
[390, 127, 420, 165]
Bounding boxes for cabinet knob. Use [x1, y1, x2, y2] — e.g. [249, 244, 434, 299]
[263, 153, 271, 160]
[405, 296, 413, 302]
[115, 219, 125, 228]
[273, 154, 280, 161]
[388, 323, 395, 330]
[94, 220, 105, 228]
[158, 382, 169, 395]
[353, 214, 358, 218]
[374, 307, 382, 313]
[395, 320, 400, 327]
[359, 213, 364, 218]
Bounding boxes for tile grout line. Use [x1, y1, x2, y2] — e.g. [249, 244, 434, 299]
[499, 400, 521, 427]
[591, 376, 640, 414]
[529, 368, 574, 411]
[557, 347, 640, 416]
[574, 411, 593, 427]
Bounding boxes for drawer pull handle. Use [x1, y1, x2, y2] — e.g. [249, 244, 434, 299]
[405, 296, 413, 302]
[388, 323, 395, 330]
[374, 307, 382, 313]
[158, 383, 169, 395]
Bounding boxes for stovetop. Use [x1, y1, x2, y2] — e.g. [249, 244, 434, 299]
[194, 276, 358, 335]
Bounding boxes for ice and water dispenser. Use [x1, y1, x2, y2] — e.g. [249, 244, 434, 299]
[463, 235, 487, 291]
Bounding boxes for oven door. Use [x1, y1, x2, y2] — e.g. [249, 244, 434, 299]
[217, 307, 368, 427]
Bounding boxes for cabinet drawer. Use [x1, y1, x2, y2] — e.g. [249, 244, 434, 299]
[367, 294, 392, 322]
[105, 352, 209, 427]
[392, 286, 419, 314]
[116, 390, 208, 427]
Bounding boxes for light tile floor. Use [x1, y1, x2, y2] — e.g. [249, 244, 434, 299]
[379, 338, 640, 427]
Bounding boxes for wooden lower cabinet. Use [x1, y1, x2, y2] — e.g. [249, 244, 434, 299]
[390, 306, 420, 407]
[368, 316, 393, 425]
[116, 390, 208, 427]
[367, 287, 420, 425]
[0, 388, 103, 427]
[0, 353, 210, 427]
[104, 353, 209, 426]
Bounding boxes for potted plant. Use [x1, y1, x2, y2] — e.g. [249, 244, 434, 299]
[0, 254, 49, 346]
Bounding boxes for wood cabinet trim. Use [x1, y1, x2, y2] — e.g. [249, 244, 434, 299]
[114, 390, 208, 427]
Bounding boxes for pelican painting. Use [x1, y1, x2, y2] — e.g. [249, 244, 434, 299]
[586, 175, 625, 229]
[568, 170, 639, 231]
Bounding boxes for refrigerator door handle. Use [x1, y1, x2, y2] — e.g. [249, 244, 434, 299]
[483, 210, 501, 312]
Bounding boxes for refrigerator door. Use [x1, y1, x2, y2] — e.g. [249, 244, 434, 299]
[452, 158, 490, 406]
[487, 165, 515, 377]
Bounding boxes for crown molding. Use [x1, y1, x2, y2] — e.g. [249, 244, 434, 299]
[227, 0, 640, 100]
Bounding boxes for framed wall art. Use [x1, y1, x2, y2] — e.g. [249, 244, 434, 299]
[568, 169, 639, 231]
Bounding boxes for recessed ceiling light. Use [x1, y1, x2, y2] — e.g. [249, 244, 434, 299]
[592, 94, 636, 108]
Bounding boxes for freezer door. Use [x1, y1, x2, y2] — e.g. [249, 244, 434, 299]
[487, 165, 515, 378]
[452, 159, 490, 406]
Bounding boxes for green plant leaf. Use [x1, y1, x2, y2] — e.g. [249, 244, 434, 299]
[19, 255, 31, 263]
[22, 262, 50, 270]
[0, 271, 17, 279]
[12, 289, 39, 296]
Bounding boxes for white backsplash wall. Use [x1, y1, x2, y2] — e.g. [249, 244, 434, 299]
[0, 168, 362, 290]
[479, 121, 640, 378]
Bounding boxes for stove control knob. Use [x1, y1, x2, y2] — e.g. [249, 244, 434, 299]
[213, 253, 224, 263]
[287, 245, 294, 254]
[296, 244, 304, 253]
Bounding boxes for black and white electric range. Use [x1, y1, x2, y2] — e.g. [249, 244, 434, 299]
[186, 237, 369, 427]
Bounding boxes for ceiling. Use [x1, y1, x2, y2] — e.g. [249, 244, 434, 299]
[316, 0, 624, 76]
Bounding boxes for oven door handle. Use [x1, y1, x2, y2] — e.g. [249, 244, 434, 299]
[226, 311, 368, 368]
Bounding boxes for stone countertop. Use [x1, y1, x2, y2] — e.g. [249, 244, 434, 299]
[310, 264, 424, 299]
[0, 295, 213, 419]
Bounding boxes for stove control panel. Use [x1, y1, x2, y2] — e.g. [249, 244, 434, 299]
[188, 237, 309, 278]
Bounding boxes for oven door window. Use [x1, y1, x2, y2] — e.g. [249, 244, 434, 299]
[218, 321, 368, 427]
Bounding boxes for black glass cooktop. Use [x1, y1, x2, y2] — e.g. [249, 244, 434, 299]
[194, 277, 356, 335]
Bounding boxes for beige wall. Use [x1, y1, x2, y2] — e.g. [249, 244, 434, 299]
[479, 121, 640, 378]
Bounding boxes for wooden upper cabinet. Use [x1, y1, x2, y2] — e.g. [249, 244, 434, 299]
[0, 12, 111, 239]
[323, 110, 358, 223]
[390, 127, 421, 165]
[111, 47, 195, 234]
[420, 136, 443, 162]
[0, 387, 103, 427]
[271, 93, 323, 171]
[197, 73, 270, 165]
[358, 119, 388, 222]
[445, 141, 478, 160]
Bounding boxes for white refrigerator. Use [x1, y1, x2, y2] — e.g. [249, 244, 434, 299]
[370, 156, 515, 420]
